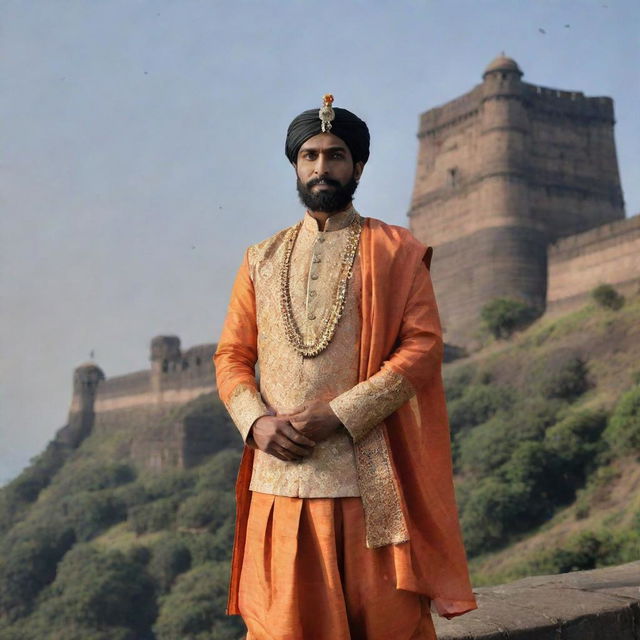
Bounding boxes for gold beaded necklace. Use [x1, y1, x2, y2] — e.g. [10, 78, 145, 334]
[279, 212, 363, 357]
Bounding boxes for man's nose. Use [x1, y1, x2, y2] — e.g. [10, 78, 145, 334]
[314, 156, 329, 176]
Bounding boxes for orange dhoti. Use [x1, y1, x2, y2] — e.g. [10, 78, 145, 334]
[238, 491, 437, 640]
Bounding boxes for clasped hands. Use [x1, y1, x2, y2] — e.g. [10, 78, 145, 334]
[248, 401, 342, 462]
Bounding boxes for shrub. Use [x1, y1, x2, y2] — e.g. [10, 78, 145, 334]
[457, 395, 564, 475]
[545, 410, 608, 483]
[177, 490, 235, 532]
[443, 365, 476, 403]
[532, 351, 589, 400]
[500, 441, 557, 524]
[481, 298, 537, 339]
[603, 386, 640, 454]
[461, 477, 528, 556]
[458, 415, 516, 474]
[63, 490, 127, 541]
[153, 562, 245, 640]
[143, 470, 195, 500]
[591, 284, 625, 310]
[54, 461, 136, 496]
[0, 442, 71, 534]
[185, 521, 235, 565]
[196, 449, 242, 493]
[34, 544, 156, 635]
[0, 524, 75, 620]
[448, 384, 514, 435]
[128, 496, 181, 535]
[528, 528, 640, 575]
[148, 535, 192, 593]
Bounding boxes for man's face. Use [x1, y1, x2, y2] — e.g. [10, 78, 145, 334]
[295, 132, 364, 213]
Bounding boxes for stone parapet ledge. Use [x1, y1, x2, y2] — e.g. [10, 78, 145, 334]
[434, 562, 640, 639]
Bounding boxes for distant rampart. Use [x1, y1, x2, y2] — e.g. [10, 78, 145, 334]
[548, 215, 640, 313]
[61, 338, 217, 443]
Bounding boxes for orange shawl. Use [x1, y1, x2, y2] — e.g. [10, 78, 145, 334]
[217, 217, 476, 619]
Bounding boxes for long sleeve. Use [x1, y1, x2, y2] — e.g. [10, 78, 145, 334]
[214, 249, 269, 442]
[329, 259, 443, 443]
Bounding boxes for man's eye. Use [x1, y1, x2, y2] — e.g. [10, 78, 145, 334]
[332, 153, 345, 159]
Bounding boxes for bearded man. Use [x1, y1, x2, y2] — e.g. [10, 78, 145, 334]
[214, 96, 476, 640]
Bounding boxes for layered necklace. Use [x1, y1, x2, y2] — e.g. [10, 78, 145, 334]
[279, 211, 363, 357]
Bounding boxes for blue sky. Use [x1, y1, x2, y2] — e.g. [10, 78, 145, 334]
[2, 0, 639, 483]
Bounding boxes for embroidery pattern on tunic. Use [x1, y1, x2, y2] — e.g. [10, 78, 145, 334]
[240, 210, 413, 543]
[355, 425, 410, 548]
[245, 211, 363, 498]
[226, 383, 269, 442]
[330, 368, 415, 443]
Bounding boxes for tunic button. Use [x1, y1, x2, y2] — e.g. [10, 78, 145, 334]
[309, 290, 317, 297]
[318, 236, 326, 243]
[308, 313, 316, 320]
[313, 255, 321, 263]
[311, 273, 318, 280]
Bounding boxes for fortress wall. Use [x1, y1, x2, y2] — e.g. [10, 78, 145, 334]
[98, 370, 150, 397]
[93, 384, 215, 414]
[434, 561, 639, 640]
[547, 215, 640, 310]
[92, 405, 177, 433]
[430, 225, 547, 346]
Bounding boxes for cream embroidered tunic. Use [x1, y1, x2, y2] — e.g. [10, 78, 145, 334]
[223, 208, 415, 498]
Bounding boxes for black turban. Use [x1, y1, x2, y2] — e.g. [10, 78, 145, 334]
[285, 107, 370, 165]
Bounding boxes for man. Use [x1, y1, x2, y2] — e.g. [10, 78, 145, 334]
[214, 95, 476, 640]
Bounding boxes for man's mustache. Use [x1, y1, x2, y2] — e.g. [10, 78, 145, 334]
[306, 177, 341, 189]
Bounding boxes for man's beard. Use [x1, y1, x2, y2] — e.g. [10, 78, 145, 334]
[296, 176, 359, 213]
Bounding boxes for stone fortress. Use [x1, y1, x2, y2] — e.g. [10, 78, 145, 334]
[60, 55, 639, 466]
[409, 54, 639, 348]
[57, 338, 219, 469]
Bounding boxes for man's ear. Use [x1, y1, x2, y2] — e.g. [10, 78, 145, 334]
[354, 161, 364, 182]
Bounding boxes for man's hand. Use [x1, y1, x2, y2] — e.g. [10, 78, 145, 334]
[280, 401, 342, 445]
[248, 415, 316, 462]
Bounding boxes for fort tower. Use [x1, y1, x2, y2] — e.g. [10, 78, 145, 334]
[409, 55, 625, 347]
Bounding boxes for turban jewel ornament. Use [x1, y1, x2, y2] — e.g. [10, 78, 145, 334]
[319, 94, 335, 132]
[285, 95, 370, 165]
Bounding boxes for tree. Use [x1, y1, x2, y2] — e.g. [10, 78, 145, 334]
[148, 535, 192, 593]
[154, 562, 244, 640]
[0, 524, 75, 620]
[480, 298, 537, 339]
[34, 544, 156, 635]
[604, 386, 640, 454]
[591, 283, 625, 310]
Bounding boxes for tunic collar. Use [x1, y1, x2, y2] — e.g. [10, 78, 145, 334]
[302, 206, 356, 233]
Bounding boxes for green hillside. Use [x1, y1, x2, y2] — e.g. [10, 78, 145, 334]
[1, 288, 638, 639]
[0, 395, 245, 640]
[446, 289, 640, 585]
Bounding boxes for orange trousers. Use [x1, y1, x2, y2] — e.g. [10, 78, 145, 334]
[238, 491, 437, 640]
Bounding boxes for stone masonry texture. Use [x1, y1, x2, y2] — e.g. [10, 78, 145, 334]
[434, 561, 640, 639]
